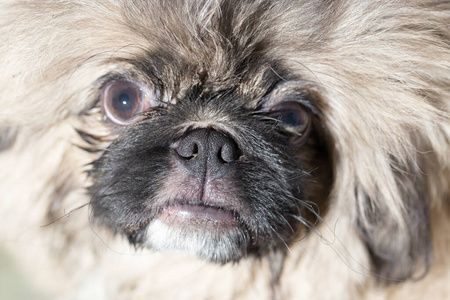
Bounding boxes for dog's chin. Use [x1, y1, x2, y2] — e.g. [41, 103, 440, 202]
[145, 208, 249, 262]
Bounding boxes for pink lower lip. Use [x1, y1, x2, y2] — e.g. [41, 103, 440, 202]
[159, 204, 238, 225]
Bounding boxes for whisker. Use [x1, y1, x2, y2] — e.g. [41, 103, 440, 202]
[40, 202, 91, 227]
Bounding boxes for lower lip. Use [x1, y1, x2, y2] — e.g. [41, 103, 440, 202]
[158, 204, 238, 226]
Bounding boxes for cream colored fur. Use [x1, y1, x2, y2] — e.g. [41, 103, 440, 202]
[0, 1, 449, 299]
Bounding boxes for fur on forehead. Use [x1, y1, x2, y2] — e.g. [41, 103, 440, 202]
[0, 0, 308, 129]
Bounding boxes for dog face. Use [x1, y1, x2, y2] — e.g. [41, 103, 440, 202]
[70, 1, 337, 264]
[87, 39, 330, 263]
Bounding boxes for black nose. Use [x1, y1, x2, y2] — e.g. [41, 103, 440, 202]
[174, 129, 241, 179]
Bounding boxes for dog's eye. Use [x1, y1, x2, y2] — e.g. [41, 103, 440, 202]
[101, 80, 147, 125]
[270, 101, 311, 135]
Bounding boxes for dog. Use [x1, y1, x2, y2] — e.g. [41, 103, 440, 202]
[0, 0, 449, 299]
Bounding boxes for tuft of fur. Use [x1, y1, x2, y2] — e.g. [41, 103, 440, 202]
[0, 1, 449, 299]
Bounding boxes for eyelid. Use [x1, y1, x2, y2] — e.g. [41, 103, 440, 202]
[263, 93, 315, 112]
[96, 73, 162, 105]
[100, 79, 163, 126]
[260, 80, 320, 114]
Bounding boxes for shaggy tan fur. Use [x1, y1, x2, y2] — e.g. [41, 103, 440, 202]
[0, 0, 449, 299]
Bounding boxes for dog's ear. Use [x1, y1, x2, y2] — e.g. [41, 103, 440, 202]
[355, 160, 431, 282]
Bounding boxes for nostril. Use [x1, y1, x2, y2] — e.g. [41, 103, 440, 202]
[177, 141, 200, 160]
[219, 142, 240, 163]
[191, 143, 199, 159]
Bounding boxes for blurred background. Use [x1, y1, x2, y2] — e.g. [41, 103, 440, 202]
[0, 247, 48, 300]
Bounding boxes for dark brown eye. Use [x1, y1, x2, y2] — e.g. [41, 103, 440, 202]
[102, 80, 145, 125]
[270, 101, 311, 135]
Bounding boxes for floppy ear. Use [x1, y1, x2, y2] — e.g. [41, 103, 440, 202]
[355, 161, 431, 282]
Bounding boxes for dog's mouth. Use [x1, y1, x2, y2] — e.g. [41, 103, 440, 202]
[158, 202, 240, 227]
[142, 199, 250, 262]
